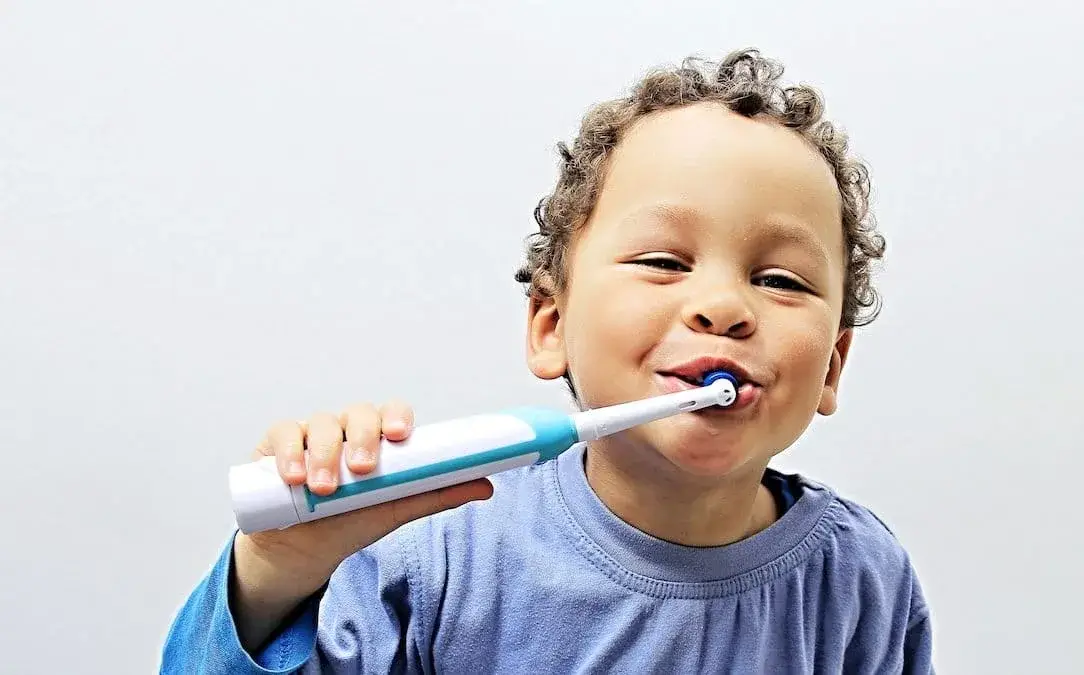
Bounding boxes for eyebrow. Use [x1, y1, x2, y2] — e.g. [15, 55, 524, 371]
[620, 203, 833, 266]
[754, 219, 834, 268]
[618, 203, 702, 231]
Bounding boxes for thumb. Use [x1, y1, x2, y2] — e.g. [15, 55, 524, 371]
[361, 478, 495, 541]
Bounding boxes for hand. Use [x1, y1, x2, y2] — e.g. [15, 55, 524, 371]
[230, 400, 493, 650]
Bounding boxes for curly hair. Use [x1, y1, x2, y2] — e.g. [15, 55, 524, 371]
[514, 48, 885, 329]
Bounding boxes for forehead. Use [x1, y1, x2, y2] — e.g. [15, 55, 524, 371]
[586, 103, 845, 260]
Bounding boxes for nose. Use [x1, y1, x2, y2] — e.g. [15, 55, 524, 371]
[681, 281, 756, 339]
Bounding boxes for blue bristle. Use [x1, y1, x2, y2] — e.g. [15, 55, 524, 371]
[701, 370, 738, 387]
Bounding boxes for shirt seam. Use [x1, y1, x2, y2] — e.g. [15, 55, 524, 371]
[546, 458, 842, 599]
[400, 525, 430, 667]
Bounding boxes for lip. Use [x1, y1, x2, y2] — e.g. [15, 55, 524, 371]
[658, 355, 761, 387]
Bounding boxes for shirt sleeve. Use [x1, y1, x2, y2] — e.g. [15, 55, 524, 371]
[159, 530, 432, 674]
[902, 609, 935, 674]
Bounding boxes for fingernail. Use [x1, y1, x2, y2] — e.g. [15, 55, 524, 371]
[288, 461, 304, 475]
[313, 468, 333, 486]
[351, 447, 373, 464]
[384, 420, 405, 434]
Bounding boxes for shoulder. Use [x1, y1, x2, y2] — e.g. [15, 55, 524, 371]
[790, 475, 935, 668]
[795, 474, 930, 620]
[796, 474, 913, 564]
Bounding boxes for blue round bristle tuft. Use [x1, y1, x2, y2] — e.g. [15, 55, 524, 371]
[701, 370, 738, 387]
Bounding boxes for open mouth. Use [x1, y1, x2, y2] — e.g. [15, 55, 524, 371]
[660, 356, 755, 386]
[671, 372, 721, 387]
[659, 371, 739, 390]
[659, 368, 751, 388]
[657, 374, 760, 410]
[655, 362, 762, 410]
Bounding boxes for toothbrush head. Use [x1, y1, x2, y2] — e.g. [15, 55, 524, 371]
[701, 369, 739, 407]
[702, 369, 738, 387]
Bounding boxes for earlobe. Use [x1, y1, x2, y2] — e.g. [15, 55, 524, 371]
[525, 294, 568, 381]
[817, 329, 853, 416]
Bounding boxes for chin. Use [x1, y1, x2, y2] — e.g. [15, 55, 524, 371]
[644, 420, 759, 479]
[666, 447, 754, 479]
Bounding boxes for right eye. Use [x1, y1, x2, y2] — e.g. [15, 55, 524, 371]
[630, 256, 691, 272]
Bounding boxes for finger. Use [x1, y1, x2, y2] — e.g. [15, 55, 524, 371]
[311, 478, 495, 560]
[305, 412, 344, 495]
[379, 399, 415, 442]
[266, 420, 307, 484]
[341, 403, 381, 474]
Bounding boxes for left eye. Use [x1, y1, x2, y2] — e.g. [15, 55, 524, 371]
[754, 274, 809, 292]
[633, 257, 691, 272]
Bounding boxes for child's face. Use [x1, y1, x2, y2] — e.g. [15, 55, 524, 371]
[527, 103, 852, 479]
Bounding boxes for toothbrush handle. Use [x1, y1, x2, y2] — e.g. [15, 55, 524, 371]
[229, 408, 578, 533]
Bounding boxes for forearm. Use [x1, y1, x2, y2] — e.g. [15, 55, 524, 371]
[162, 534, 324, 674]
[230, 533, 338, 652]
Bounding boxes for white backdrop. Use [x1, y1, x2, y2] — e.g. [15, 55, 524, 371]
[2, 2, 1081, 673]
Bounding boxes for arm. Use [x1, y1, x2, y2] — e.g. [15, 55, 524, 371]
[229, 532, 339, 652]
[160, 530, 429, 675]
[902, 608, 934, 675]
[160, 400, 490, 673]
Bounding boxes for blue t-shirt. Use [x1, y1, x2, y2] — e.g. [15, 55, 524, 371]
[162, 444, 933, 673]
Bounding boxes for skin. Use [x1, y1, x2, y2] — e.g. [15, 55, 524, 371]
[526, 103, 852, 546]
[231, 405, 492, 650]
[230, 101, 851, 652]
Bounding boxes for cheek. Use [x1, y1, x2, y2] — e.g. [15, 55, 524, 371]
[566, 273, 656, 352]
[776, 318, 835, 388]
[562, 275, 671, 397]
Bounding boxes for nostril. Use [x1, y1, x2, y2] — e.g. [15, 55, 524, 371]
[695, 314, 713, 329]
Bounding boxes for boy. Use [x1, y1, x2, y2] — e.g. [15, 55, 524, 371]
[162, 48, 933, 673]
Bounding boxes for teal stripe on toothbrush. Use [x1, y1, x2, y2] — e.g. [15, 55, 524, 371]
[304, 407, 578, 511]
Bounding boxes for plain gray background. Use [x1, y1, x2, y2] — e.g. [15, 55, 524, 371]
[2, 1, 1081, 673]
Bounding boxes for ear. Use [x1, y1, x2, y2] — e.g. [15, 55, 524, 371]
[817, 328, 853, 416]
[525, 294, 568, 381]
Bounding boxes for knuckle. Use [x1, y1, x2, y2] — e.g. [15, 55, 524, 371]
[267, 420, 304, 454]
[343, 401, 377, 416]
[304, 413, 343, 458]
[310, 411, 340, 428]
[343, 404, 381, 432]
[311, 445, 343, 463]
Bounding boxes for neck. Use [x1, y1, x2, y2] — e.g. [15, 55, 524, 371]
[583, 439, 777, 548]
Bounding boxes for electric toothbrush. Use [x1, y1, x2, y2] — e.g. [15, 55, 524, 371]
[229, 370, 739, 534]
